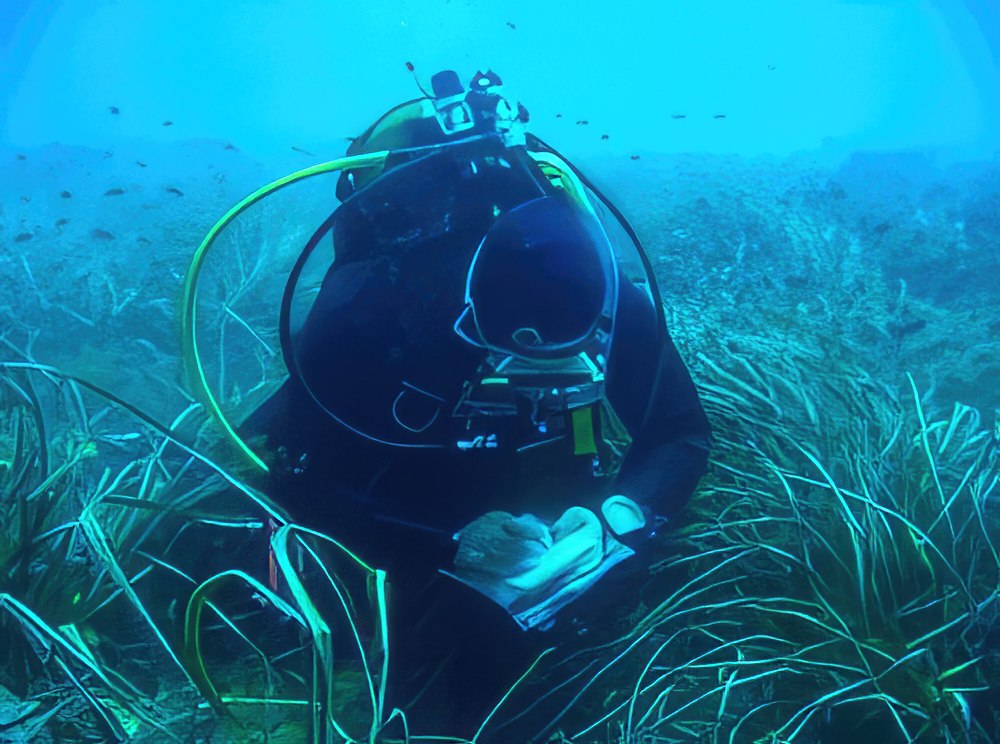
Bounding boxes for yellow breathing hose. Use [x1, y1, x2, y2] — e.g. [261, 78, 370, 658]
[182, 151, 389, 471]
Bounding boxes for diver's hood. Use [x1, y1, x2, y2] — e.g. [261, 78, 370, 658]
[455, 193, 618, 362]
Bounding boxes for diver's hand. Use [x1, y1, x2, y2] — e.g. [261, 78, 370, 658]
[451, 511, 553, 610]
[600, 494, 648, 538]
[505, 507, 606, 596]
[449, 507, 636, 627]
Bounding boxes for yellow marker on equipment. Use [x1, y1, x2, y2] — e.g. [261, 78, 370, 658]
[572, 407, 599, 456]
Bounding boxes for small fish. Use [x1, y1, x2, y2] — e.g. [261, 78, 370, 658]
[713, 114, 727, 119]
[55, 218, 70, 228]
[136, 161, 147, 168]
[767, 64, 776, 71]
[102, 151, 113, 159]
[109, 106, 120, 114]
[601, 134, 609, 140]
[60, 191, 72, 199]
[104, 187, 126, 196]
[162, 120, 173, 126]
[576, 119, 589, 125]
[16, 154, 26, 161]
[291, 145, 316, 156]
[137, 236, 152, 245]
[20, 196, 30, 204]
[671, 114, 686, 120]
[630, 154, 641, 161]
[14, 233, 33, 243]
[99, 432, 142, 444]
[90, 229, 115, 241]
[887, 318, 926, 340]
[224, 143, 238, 150]
[166, 187, 184, 196]
[555, 113, 562, 119]
[506, 21, 516, 30]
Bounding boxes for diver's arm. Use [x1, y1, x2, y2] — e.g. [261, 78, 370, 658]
[604, 335, 711, 540]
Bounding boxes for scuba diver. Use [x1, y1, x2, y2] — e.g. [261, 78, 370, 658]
[240, 68, 711, 734]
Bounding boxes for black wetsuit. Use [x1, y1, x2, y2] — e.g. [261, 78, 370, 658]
[243, 136, 711, 735]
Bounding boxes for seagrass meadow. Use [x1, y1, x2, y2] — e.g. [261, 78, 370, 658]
[1, 142, 998, 742]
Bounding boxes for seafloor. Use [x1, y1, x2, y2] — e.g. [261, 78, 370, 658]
[1, 141, 998, 742]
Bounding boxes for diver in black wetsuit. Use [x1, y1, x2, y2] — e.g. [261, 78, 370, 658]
[243, 69, 711, 734]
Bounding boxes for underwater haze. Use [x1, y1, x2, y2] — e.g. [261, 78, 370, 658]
[2, 1, 1000, 742]
[3, 0, 1000, 160]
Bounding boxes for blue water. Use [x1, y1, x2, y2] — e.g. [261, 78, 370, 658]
[2, 2, 999, 742]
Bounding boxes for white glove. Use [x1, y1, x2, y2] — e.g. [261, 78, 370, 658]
[601, 494, 647, 537]
[505, 507, 606, 595]
[449, 511, 553, 610]
[447, 506, 635, 629]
